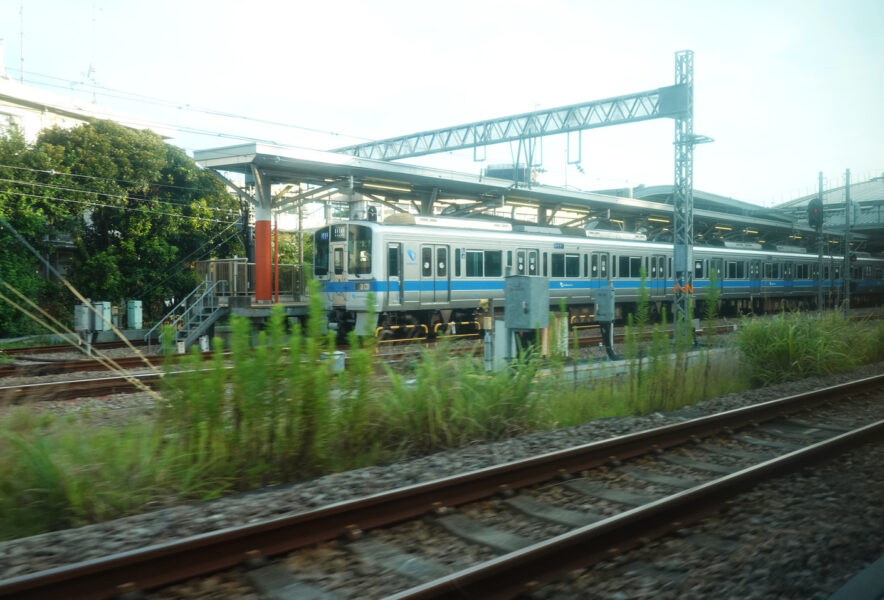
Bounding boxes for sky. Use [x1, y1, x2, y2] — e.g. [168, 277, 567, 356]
[0, 0, 882, 207]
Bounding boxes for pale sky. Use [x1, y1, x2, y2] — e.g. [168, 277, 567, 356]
[1, 0, 882, 207]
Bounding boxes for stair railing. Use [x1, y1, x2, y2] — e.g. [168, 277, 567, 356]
[145, 279, 228, 353]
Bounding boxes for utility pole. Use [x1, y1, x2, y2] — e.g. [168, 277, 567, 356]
[843, 168, 851, 315]
[817, 172, 824, 310]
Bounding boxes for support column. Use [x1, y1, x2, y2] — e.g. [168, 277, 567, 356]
[673, 50, 695, 341]
[254, 204, 272, 301]
[252, 166, 273, 302]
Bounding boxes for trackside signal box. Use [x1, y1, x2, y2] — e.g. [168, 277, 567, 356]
[594, 286, 616, 322]
[504, 275, 549, 330]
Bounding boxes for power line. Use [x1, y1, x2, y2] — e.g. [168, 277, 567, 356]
[0, 188, 238, 224]
[0, 163, 221, 194]
[7, 67, 373, 143]
[0, 176, 237, 215]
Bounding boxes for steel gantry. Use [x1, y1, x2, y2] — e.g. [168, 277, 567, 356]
[671, 50, 713, 338]
[336, 50, 708, 338]
[334, 86, 689, 161]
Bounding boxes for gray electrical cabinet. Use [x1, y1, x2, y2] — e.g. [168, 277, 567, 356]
[504, 276, 549, 330]
[595, 286, 616, 323]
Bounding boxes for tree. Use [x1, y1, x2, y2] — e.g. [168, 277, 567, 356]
[0, 120, 243, 335]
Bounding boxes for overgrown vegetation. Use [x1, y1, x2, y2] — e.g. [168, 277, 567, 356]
[1, 291, 882, 540]
[737, 310, 884, 385]
[0, 121, 243, 337]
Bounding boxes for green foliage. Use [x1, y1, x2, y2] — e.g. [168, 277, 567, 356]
[0, 120, 243, 336]
[703, 267, 721, 323]
[2, 307, 882, 540]
[736, 311, 878, 385]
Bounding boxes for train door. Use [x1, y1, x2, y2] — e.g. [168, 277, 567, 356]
[749, 260, 761, 294]
[420, 244, 450, 303]
[590, 252, 609, 288]
[650, 254, 666, 298]
[515, 248, 539, 276]
[329, 224, 348, 307]
[387, 243, 403, 307]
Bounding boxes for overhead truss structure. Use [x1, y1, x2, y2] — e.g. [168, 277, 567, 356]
[334, 86, 689, 161]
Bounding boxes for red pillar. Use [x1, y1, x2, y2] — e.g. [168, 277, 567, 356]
[274, 217, 280, 303]
[254, 216, 272, 301]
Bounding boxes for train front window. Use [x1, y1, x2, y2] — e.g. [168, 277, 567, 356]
[348, 225, 372, 275]
[333, 248, 343, 275]
[313, 228, 330, 276]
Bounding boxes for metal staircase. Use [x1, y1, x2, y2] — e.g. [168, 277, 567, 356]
[145, 279, 229, 353]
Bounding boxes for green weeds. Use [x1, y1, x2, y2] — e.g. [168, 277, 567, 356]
[1, 296, 882, 540]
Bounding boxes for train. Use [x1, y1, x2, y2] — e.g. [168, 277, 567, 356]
[312, 214, 884, 338]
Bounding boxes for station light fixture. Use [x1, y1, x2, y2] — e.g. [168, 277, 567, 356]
[714, 225, 732, 231]
[647, 217, 670, 223]
[363, 182, 412, 193]
[743, 229, 758, 234]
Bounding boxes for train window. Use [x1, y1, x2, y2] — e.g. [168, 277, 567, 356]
[437, 247, 448, 277]
[591, 254, 598, 276]
[727, 261, 746, 279]
[694, 260, 704, 279]
[583, 254, 588, 278]
[823, 266, 830, 279]
[388, 245, 400, 278]
[566, 254, 579, 277]
[454, 249, 461, 277]
[618, 256, 643, 278]
[600, 254, 608, 279]
[796, 264, 810, 279]
[876, 268, 883, 280]
[528, 251, 538, 275]
[313, 228, 329, 276]
[833, 266, 841, 279]
[543, 252, 548, 277]
[552, 254, 565, 277]
[333, 247, 343, 275]
[347, 225, 372, 275]
[764, 263, 771, 278]
[422, 247, 433, 277]
[507, 251, 513, 270]
[486, 251, 503, 277]
[466, 250, 484, 277]
[516, 251, 525, 274]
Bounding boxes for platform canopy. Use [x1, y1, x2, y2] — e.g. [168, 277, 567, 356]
[195, 141, 847, 250]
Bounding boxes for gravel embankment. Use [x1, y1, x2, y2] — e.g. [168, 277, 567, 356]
[1, 361, 883, 593]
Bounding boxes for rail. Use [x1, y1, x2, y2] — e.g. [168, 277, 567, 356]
[1, 374, 880, 599]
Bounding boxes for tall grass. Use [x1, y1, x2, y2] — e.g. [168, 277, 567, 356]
[737, 311, 884, 385]
[2, 297, 882, 540]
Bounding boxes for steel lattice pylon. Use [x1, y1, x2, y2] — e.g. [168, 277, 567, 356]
[672, 50, 695, 335]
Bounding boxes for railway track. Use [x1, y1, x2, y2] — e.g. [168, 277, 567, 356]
[0, 322, 743, 382]
[0, 341, 131, 357]
[1, 374, 881, 599]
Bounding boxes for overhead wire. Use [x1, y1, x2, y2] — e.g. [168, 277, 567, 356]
[0, 163, 226, 194]
[10, 67, 373, 142]
[0, 188, 239, 224]
[0, 175, 239, 216]
[0, 214, 164, 391]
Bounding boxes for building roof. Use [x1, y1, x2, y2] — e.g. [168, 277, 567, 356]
[0, 76, 176, 140]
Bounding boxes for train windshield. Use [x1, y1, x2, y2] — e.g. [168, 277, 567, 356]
[313, 227, 330, 276]
[348, 225, 372, 275]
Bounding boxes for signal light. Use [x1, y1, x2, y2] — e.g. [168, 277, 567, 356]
[807, 197, 824, 229]
[367, 206, 377, 222]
